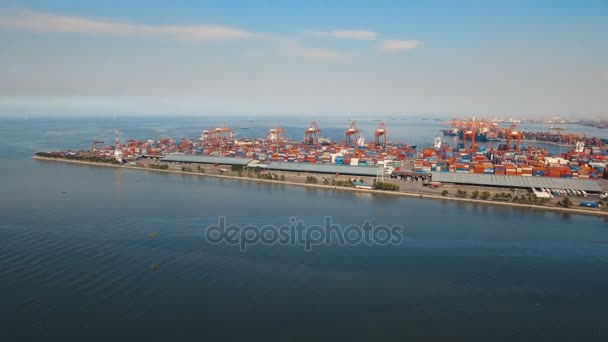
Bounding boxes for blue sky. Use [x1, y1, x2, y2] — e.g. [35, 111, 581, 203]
[0, 0, 606, 117]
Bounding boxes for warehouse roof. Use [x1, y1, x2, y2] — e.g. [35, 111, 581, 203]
[263, 162, 379, 176]
[431, 172, 603, 192]
[161, 155, 253, 166]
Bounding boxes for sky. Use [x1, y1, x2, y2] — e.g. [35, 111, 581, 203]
[0, 0, 606, 118]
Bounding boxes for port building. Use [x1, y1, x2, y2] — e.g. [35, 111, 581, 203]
[160, 155, 603, 192]
[161, 155, 253, 166]
[261, 162, 379, 177]
[431, 172, 603, 192]
[160, 155, 380, 176]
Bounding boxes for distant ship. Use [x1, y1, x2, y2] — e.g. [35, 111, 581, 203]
[433, 135, 442, 149]
[485, 132, 499, 141]
[448, 129, 498, 142]
[442, 128, 459, 136]
[458, 130, 488, 142]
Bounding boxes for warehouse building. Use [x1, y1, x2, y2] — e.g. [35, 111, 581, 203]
[430, 172, 603, 193]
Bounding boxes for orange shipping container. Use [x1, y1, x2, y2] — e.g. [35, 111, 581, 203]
[549, 170, 561, 177]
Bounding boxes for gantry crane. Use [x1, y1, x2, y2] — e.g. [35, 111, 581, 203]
[91, 141, 104, 152]
[463, 125, 477, 150]
[505, 124, 522, 151]
[345, 120, 360, 147]
[374, 121, 387, 147]
[266, 123, 284, 158]
[212, 124, 233, 141]
[267, 123, 284, 142]
[304, 121, 321, 145]
[207, 124, 233, 156]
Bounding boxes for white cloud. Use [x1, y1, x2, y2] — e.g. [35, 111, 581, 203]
[380, 39, 421, 52]
[0, 10, 261, 43]
[0, 10, 373, 61]
[304, 29, 378, 40]
[287, 45, 348, 61]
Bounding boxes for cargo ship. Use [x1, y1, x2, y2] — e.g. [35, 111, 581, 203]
[442, 128, 459, 136]
[456, 130, 495, 142]
[443, 118, 500, 141]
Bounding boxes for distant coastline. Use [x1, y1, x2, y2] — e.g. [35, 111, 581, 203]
[33, 155, 608, 218]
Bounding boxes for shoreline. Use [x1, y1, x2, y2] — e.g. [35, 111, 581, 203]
[32, 155, 608, 218]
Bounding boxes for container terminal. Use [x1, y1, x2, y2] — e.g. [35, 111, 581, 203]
[35, 119, 608, 209]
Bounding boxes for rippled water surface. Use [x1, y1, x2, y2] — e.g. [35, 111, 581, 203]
[1, 117, 607, 341]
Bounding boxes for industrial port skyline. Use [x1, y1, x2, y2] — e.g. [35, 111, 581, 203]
[33, 115, 608, 215]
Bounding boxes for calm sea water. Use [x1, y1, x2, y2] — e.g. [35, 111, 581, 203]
[1, 117, 607, 341]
